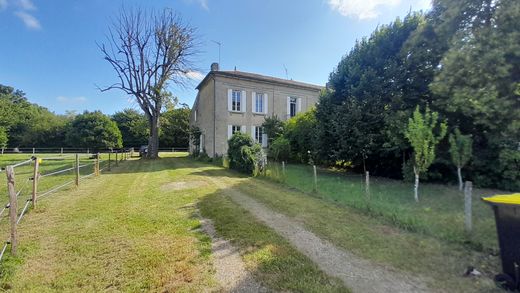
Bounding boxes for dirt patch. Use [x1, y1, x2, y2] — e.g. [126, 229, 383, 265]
[161, 181, 207, 191]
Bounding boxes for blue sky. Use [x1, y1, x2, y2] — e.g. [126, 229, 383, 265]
[0, 0, 430, 115]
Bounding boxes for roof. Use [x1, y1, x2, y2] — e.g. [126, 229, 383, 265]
[196, 70, 323, 91]
[482, 193, 520, 206]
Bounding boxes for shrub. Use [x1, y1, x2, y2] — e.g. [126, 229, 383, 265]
[269, 136, 290, 162]
[228, 132, 263, 175]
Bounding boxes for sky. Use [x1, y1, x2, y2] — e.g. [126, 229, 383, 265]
[0, 0, 431, 115]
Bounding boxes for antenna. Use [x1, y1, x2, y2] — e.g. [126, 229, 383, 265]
[283, 64, 289, 79]
[211, 40, 221, 64]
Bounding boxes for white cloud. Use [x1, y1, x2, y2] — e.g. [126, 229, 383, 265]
[196, 0, 208, 10]
[328, 0, 402, 19]
[56, 96, 87, 104]
[0, 0, 8, 10]
[15, 11, 40, 29]
[184, 70, 204, 81]
[18, 0, 35, 10]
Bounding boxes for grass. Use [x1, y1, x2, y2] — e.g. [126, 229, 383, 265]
[0, 153, 349, 292]
[264, 161, 501, 251]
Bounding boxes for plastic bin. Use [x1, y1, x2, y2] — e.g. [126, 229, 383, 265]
[482, 193, 520, 291]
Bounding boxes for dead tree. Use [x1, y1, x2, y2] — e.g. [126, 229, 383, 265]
[99, 8, 197, 158]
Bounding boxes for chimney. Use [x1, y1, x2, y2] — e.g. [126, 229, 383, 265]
[210, 62, 219, 71]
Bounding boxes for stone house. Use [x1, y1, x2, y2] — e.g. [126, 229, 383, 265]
[189, 63, 322, 157]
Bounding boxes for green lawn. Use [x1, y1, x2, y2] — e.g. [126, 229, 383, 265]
[264, 161, 501, 251]
[0, 153, 348, 292]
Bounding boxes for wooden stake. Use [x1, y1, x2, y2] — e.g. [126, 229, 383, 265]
[313, 165, 318, 192]
[60, 147, 63, 155]
[464, 181, 473, 233]
[32, 158, 39, 207]
[115, 151, 119, 166]
[282, 161, 286, 176]
[365, 171, 370, 198]
[108, 152, 111, 171]
[6, 166, 17, 255]
[95, 153, 100, 176]
[75, 154, 80, 186]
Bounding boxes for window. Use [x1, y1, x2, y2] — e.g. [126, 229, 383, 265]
[254, 126, 264, 145]
[232, 90, 241, 112]
[232, 125, 241, 135]
[289, 97, 297, 117]
[255, 93, 264, 113]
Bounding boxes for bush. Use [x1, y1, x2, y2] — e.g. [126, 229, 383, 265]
[269, 136, 290, 162]
[228, 132, 263, 175]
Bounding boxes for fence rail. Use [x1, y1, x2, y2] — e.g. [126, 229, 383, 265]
[0, 147, 189, 154]
[0, 150, 132, 262]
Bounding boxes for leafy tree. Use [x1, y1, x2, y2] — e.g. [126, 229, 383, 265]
[285, 109, 318, 163]
[262, 115, 285, 144]
[448, 128, 472, 191]
[405, 106, 447, 202]
[227, 132, 263, 175]
[112, 109, 148, 147]
[269, 136, 290, 162]
[66, 111, 123, 150]
[99, 8, 198, 159]
[160, 106, 190, 147]
[189, 126, 202, 153]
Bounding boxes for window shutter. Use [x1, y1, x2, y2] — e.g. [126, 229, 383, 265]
[251, 126, 256, 140]
[251, 91, 256, 113]
[262, 134, 268, 147]
[241, 125, 246, 133]
[227, 125, 232, 139]
[287, 97, 291, 117]
[241, 90, 247, 112]
[264, 93, 268, 114]
[297, 98, 302, 113]
[227, 89, 232, 111]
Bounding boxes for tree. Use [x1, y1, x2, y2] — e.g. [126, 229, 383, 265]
[405, 106, 447, 202]
[66, 111, 123, 150]
[262, 115, 285, 144]
[99, 8, 197, 158]
[160, 105, 190, 147]
[269, 136, 290, 162]
[449, 128, 472, 191]
[112, 109, 148, 147]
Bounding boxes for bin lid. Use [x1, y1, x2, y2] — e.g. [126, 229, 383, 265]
[482, 193, 520, 206]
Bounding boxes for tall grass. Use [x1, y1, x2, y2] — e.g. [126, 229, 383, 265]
[263, 161, 500, 251]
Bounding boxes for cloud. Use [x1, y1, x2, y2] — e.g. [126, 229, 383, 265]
[186, 0, 208, 10]
[184, 70, 204, 81]
[0, 0, 7, 10]
[15, 11, 40, 29]
[18, 0, 35, 10]
[56, 96, 87, 104]
[328, 0, 432, 19]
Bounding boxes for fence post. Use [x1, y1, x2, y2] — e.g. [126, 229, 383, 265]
[464, 181, 473, 233]
[32, 147, 35, 154]
[115, 151, 119, 166]
[108, 152, 111, 171]
[1, 148, 4, 155]
[6, 166, 17, 255]
[60, 147, 63, 155]
[313, 165, 318, 192]
[75, 154, 80, 186]
[32, 157, 39, 208]
[365, 171, 370, 198]
[95, 153, 100, 176]
[282, 161, 286, 176]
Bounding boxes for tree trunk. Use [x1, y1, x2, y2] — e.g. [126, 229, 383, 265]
[147, 115, 160, 159]
[457, 167, 463, 191]
[414, 167, 420, 202]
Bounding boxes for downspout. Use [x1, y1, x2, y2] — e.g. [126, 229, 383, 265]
[213, 76, 216, 158]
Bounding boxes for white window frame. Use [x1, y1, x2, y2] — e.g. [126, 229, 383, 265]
[232, 90, 241, 112]
[287, 96, 302, 118]
[252, 92, 268, 114]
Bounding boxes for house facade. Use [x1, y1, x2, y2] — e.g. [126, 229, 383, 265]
[190, 63, 322, 157]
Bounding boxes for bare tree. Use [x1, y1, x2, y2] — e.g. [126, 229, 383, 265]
[99, 7, 197, 158]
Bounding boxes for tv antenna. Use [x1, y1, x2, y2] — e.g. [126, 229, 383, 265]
[283, 64, 289, 79]
[211, 40, 221, 64]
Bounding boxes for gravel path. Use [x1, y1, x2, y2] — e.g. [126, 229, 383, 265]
[199, 217, 269, 293]
[206, 176, 432, 293]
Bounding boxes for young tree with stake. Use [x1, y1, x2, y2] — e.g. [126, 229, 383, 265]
[449, 128, 472, 191]
[405, 106, 447, 202]
[99, 8, 197, 158]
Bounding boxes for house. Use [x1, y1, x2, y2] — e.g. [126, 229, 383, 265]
[189, 63, 322, 157]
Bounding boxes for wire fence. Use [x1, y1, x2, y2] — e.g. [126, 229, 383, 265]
[0, 150, 132, 263]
